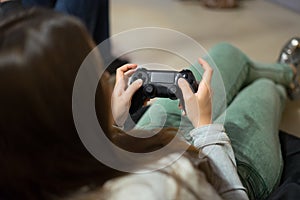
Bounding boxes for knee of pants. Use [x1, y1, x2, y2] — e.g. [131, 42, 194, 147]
[252, 78, 275, 91]
[250, 78, 286, 105]
[212, 42, 236, 49]
[209, 42, 242, 55]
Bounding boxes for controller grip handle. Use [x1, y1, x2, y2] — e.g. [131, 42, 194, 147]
[129, 88, 145, 115]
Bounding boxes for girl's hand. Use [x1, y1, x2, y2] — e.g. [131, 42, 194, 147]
[111, 64, 143, 127]
[178, 58, 213, 128]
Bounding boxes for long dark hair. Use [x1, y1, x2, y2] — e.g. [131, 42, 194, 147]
[0, 8, 199, 200]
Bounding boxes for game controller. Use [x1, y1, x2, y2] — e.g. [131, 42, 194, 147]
[129, 68, 198, 114]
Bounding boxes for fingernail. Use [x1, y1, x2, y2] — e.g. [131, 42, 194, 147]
[136, 79, 143, 85]
[181, 110, 186, 116]
[178, 78, 184, 85]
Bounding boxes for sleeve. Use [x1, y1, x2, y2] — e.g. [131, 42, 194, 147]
[189, 124, 249, 200]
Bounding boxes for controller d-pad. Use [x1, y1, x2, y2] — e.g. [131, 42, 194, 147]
[137, 72, 147, 82]
[144, 84, 155, 98]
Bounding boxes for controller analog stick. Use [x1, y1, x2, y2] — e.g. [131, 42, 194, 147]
[144, 85, 155, 97]
[145, 85, 153, 93]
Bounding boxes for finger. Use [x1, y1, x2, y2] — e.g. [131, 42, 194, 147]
[197, 78, 212, 99]
[198, 58, 213, 85]
[178, 78, 194, 101]
[143, 98, 150, 106]
[178, 103, 186, 116]
[124, 68, 137, 77]
[197, 58, 213, 93]
[116, 64, 138, 82]
[178, 103, 183, 110]
[123, 79, 143, 100]
[118, 63, 138, 73]
[113, 77, 126, 95]
[123, 68, 140, 89]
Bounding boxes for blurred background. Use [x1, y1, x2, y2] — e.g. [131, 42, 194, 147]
[110, 0, 300, 137]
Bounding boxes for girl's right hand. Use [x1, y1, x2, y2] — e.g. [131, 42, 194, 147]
[178, 58, 213, 128]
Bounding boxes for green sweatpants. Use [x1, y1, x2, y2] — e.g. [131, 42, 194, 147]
[136, 43, 293, 199]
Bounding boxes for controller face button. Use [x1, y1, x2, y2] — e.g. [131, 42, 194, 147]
[169, 85, 177, 94]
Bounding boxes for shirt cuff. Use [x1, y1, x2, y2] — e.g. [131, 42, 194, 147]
[189, 124, 230, 149]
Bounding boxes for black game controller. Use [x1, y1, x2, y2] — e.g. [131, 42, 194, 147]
[129, 68, 198, 114]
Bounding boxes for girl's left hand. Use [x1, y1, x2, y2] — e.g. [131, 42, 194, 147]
[111, 64, 143, 127]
